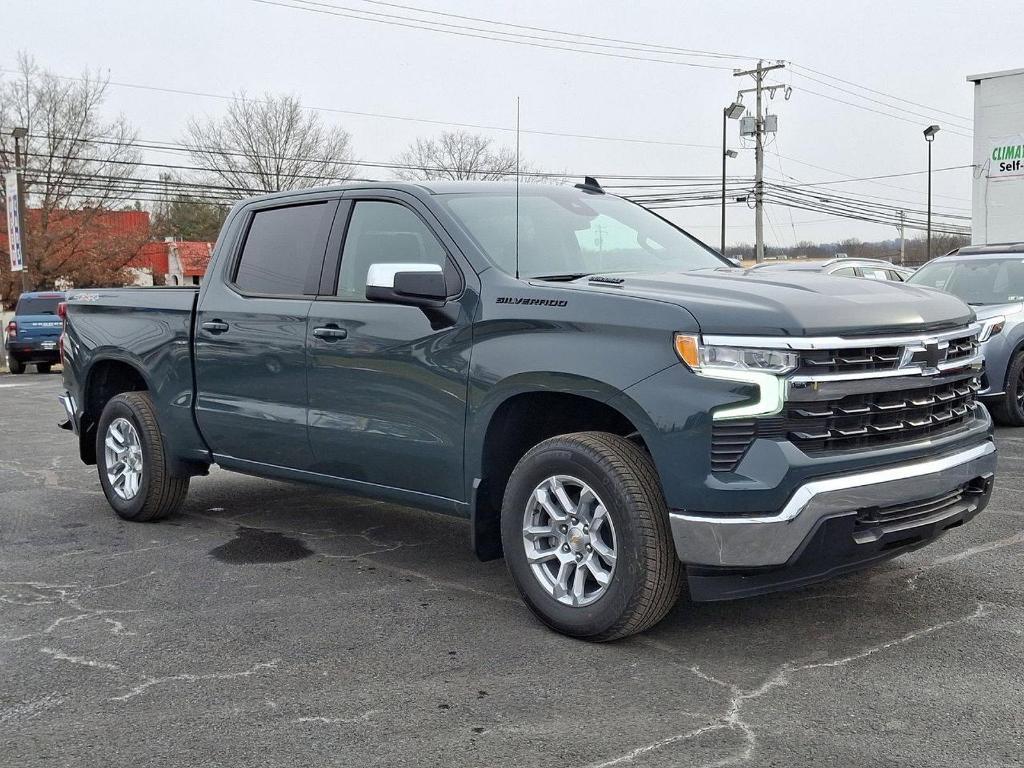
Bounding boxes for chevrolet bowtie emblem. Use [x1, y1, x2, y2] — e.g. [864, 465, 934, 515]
[924, 341, 944, 369]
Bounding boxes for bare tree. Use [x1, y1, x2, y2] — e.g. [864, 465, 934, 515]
[183, 93, 356, 193]
[0, 54, 145, 296]
[393, 130, 525, 181]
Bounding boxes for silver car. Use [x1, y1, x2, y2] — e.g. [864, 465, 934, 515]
[747, 258, 915, 282]
[908, 244, 1024, 425]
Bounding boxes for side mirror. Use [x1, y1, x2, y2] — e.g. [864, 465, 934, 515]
[728, 257, 743, 268]
[365, 263, 447, 308]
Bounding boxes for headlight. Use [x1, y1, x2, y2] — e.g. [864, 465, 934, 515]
[978, 316, 1005, 342]
[674, 333, 795, 420]
[673, 334, 799, 374]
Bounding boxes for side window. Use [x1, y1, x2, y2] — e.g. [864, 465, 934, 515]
[832, 266, 857, 277]
[859, 267, 889, 281]
[234, 202, 330, 296]
[336, 201, 461, 301]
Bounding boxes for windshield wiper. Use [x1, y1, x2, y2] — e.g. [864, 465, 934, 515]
[531, 273, 592, 282]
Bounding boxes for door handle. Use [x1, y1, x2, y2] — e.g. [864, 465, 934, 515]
[202, 320, 230, 334]
[313, 325, 348, 341]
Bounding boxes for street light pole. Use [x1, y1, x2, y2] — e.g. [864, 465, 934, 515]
[923, 125, 940, 261]
[720, 102, 743, 257]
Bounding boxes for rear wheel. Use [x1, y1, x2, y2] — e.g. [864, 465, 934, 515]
[7, 356, 25, 374]
[96, 392, 189, 521]
[990, 352, 1024, 426]
[36, 363, 52, 374]
[501, 432, 683, 641]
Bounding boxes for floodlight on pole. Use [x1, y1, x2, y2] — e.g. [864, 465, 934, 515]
[923, 125, 940, 260]
[721, 102, 744, 256]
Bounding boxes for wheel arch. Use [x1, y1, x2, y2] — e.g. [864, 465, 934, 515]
[467, 375, 656, 561]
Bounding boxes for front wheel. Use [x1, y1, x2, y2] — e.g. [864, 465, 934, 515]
[501, 432, 683, 641]
[990, 351, 1024, 426]
[36, 363, 52, 374]
[96, 392, 189, 521]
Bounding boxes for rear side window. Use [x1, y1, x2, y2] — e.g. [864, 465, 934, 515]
[234, 203, 330, 296]
[16, 296, 62, 315]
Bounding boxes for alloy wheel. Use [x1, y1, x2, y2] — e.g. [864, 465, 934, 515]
[104, 417, 144, 500]
[521, 475, 617, 607]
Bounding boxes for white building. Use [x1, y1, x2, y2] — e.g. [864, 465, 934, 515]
[968, 68, 1024, 244]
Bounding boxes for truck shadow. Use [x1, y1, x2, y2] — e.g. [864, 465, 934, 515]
[176, 467, 991, 661]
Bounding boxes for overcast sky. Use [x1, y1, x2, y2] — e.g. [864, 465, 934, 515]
[5, 0, 1019, 249]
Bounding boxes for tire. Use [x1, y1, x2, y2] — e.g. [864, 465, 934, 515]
[95, 392, 189, 522]
[501, 431, 684, 641]
[990, 352, 1024, 426]
[7, 356, 25, 374]
[36, 363, 52, 374]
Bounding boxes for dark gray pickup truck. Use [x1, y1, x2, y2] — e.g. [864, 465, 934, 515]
[58, 180, 996, 640]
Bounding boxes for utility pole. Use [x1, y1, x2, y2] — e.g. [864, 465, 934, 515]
[734, 61, 788, 263]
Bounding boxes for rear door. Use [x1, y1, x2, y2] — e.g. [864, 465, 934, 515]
[305, 192, 475, 501]
[194, 197, 337, 470]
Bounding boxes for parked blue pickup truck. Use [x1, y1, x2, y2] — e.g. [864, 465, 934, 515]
[58, 181, 996, 640]
[5, 291, 65, 374]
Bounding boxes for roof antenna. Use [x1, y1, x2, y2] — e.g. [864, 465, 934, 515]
[515, 96, 521, 280]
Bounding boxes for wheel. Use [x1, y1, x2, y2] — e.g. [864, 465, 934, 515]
[36, 363, 52, 374]
[501, 432, 684, 641]
[990, 352, 1024, 426]
[95, 392, 189, 521]
[7, 356, 25, 374]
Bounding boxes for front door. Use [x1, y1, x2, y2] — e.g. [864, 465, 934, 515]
[305, 195, 474, 501]
[194, 198, 337, 469]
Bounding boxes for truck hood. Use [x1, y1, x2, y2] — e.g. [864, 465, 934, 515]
[563, 269, 974, 336]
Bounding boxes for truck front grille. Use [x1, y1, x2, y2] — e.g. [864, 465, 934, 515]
[797, 344, 901, 375]
[707, 325, 983, 473]
[793, 332, 979, 377]
[765, 374, 981, 455]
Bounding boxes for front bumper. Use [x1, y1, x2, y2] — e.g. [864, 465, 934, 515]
[669, 440, 996, 573]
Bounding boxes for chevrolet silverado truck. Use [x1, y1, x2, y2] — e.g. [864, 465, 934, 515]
[58, 180, 996, 641]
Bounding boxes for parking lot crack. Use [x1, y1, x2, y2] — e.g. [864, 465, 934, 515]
[588, 601, 991, 768]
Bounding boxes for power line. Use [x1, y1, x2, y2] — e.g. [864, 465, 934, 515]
[0, 68, 718, 152]
[787, 69, 972, 130]
[352, 0, 762, 61]
[789, 62, 972, 123]
[247, 0, 739, 70]
[779, 82, 973, 139]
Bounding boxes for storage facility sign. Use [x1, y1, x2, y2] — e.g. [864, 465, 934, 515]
[4, 171, 24, 272]
[989, 134, 1024, 178]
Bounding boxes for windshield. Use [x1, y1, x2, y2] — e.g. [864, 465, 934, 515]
[908, 257, 1024, 305]
[15, 295, 62, 315]
[440, 188, 726, 279]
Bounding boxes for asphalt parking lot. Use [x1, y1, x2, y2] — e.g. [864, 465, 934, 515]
[2, 373, 1023, 767]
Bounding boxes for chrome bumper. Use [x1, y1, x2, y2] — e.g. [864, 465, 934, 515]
[669, 441, 997, 567]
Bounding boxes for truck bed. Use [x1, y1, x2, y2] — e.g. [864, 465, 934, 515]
[63, 286, 208, 471]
